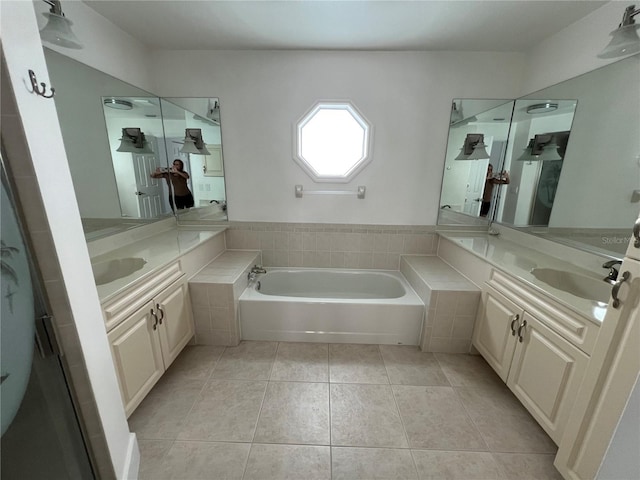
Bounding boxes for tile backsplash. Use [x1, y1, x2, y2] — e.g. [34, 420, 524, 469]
[224, 222, 438, 270]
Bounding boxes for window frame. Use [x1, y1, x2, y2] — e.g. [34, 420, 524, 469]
[293, 100, 373, 183]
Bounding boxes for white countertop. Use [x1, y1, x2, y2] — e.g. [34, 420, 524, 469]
[92, 227, 226, 302]
[438, 232, 609, 324]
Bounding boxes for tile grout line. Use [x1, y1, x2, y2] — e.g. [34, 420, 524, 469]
[378, 345, 421, 479]
[242, 341, 279, 480]
[381, 350, 415, 451]
[327, 343, 333, 479]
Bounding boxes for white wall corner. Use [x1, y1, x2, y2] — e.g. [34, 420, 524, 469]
[122, 433, 140, 480]
[521, 2, 632, 94]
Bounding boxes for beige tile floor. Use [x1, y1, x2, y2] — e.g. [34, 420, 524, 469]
[132, 342, 563, 480]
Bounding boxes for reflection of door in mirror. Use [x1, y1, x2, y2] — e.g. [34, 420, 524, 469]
[103, 101, 173, 218]
[464, 160, 489, 216]
[132, 150, 164, 218]
[203, 145, 224, 177]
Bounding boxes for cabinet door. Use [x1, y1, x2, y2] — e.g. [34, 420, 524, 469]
[107, 301, 164, 417]
[507, 312, 589, 445]
[473, 286, 521, 382]
[155, 281, 195, 369]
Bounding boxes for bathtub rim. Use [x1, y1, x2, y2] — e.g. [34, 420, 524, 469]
[240, 267, 423, 306]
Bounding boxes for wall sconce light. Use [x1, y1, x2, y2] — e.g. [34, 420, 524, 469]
[179, 129, 211, 155]
[598, 4, 640, 58]
[116, 128, 153, 154]
[454, 133, 490, 160]
[39, 0, 83, 49]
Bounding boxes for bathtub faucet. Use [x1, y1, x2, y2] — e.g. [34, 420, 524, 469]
[248, 265, 266, 282]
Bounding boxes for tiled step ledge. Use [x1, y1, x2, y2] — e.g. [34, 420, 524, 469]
[401, 255, 480, 354]
[188, 250, 261, 347]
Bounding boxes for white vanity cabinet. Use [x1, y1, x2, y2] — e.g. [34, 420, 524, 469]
[103, 262, 194, 416]
[473, 269, 598, 444]
[107, 300, 164, 417]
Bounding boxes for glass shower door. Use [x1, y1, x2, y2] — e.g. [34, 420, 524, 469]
[0, 152, 95, 479]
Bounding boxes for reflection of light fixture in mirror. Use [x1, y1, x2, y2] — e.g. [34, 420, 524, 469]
[516, 139, 539, 164]
[39, 0, 83, 49]
[528, 133, 562, 162]
[454, 148, 470, 160]
[468, 140, 490, 160]
[179, 129, 211, 155]
[116, 128, 153, 154]
[526, 103, 558, 114]
[598, 4, 640, 58]
[455, 133, 490, 160]
[450, 101, 463, 124]
[103, 98, 133, 110]
[538, 142, 562, 161]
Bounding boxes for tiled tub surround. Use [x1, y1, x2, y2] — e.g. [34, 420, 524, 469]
[224, 222, 438, 270]
[189, 250, 261, 346]
[401, 256, 480, 353]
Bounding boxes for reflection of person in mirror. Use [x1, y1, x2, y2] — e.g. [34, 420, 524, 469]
[480, 164, 509, 217]
[151, 159, 194, 210]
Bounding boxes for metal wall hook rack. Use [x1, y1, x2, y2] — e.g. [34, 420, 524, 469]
[295, 185, 366, 199]
[28, 70, 55, 98]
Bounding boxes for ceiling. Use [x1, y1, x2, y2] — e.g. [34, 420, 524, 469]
[83, 1, 607, 52]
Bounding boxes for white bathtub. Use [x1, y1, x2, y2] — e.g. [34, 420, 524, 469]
[239, 268, 424, 345]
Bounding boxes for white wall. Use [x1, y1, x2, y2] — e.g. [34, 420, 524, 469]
[33, 0, 155, 93]
[150, 50, 524, 225]
[521, 1, 631, 95]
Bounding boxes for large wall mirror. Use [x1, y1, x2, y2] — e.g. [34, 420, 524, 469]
[439, 99, 514, 224]
[44, 50, 228, 241]
[160, 98, 227, 223]
[439, 53, 640, 258]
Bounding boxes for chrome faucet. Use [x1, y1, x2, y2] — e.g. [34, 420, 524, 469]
[602, 259, 622, 284]
[248, 265, 266, 282]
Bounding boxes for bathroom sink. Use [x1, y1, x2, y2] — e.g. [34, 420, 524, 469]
[91, 257, 147, 286]
[530, 268, 611, 303]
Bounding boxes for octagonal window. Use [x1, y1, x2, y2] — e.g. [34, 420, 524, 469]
[295, 102, 372, 182]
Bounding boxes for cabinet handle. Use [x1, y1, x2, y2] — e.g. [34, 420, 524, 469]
[517, 320, 527, 343]
[612, 270, 630, 309]
[150, 309, 158, 330]
[156, 303, 164, 325]
[510, 314, 520, 336]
